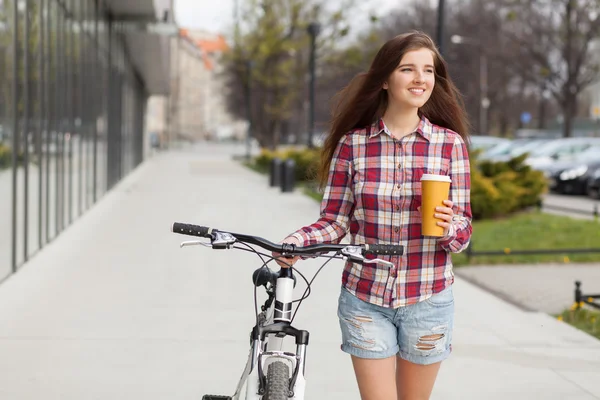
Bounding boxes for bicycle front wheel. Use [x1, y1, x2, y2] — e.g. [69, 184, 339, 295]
[264, 361, 290, 400]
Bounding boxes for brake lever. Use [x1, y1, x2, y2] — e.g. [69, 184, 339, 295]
[180, 240, 211, 248]
[364, 258, 395, 267]
[179, 231, 237, 249]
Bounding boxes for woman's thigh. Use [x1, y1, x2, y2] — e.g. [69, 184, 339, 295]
[337, 287, 399, 399]
[337, 287, 398, 359]
[396, 285, 455, 366]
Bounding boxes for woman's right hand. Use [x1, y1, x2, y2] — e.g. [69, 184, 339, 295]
[273, 236, 301, 269]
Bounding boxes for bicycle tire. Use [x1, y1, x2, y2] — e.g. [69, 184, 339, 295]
[264, 361, 290, 400]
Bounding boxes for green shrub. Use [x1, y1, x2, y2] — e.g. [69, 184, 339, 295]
[471, 153, 546, 219]
[253, 146, 320, 183]
[0, 144, 28, 170]
[0, 144, 11, 169]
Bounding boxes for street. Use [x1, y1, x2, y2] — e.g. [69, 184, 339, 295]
[542, 193, 599, 220]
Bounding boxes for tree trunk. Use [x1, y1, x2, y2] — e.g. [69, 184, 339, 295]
[562, 95, 576, 138]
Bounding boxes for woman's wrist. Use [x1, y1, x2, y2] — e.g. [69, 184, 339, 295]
[285, 233, 304, 246]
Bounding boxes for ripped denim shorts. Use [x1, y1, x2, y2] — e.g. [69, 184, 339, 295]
[337, 285, 454, 365]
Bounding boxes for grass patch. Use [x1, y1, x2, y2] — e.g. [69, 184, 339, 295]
[556, 305, 600, 341]
[242, 160, 268, 175]
[453, 211, 600, 265]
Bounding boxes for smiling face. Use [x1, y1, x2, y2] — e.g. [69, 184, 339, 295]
[383, 47, 436, 111]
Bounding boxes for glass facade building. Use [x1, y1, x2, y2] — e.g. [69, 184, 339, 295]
[0, 0, 171, 281]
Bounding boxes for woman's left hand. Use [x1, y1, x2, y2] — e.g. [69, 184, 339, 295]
[434, 200, 455, 237]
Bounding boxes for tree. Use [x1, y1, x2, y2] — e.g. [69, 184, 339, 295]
[221, 0, 358, 149]
[499, 0, 600, 137]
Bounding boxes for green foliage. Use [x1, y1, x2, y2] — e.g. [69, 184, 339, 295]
[223, 0, 362, 149]
[0, 144, 25, 169]
[470, 153, 547, 220]
[557, 306, 600, 341]
[0, 144, 11, 169]
[254, 146, 321, 183]
[451, 211, 600, 266]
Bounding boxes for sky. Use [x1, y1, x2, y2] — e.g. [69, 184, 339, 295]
[174, 0, 406, 35]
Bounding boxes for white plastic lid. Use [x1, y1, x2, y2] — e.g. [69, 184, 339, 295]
[420, 174, 451, 183]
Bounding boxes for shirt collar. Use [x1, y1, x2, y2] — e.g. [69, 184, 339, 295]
[369, 115, 432, 142]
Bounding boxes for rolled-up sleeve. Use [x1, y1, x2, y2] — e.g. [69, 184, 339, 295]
[437, 134, 473, 253]
[289, 135, 355, 245]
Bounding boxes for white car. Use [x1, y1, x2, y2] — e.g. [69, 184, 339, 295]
[525, 137, 600, 170]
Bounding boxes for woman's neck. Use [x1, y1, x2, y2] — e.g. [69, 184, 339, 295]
[382, 106, 421, 140]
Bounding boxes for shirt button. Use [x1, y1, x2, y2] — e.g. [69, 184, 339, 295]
[397, 184, 401, 189]
[397, 163, 402, 169]
[390, 270, 397, 278]
[396, 205, 400, 211]
[394, 227, 399, 233]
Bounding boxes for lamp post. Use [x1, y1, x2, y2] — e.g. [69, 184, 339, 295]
[451, 34, 489, 134]
[307, 22, 320, 148]
[245, 60, 253, 160]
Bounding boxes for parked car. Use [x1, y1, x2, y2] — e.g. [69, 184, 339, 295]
[547, 145, 600, 195]
[470, 135, 511, 153]
[479, 138, 545, 161]
[587, 167, 600, 198]
[525, 137, 600, 170]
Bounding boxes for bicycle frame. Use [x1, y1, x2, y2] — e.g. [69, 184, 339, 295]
[231, 270, 308, 400]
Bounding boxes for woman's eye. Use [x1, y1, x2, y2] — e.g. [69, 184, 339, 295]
[401, 68, 412, 72]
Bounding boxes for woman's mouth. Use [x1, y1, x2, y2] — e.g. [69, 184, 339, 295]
[408, 88, 425, 96]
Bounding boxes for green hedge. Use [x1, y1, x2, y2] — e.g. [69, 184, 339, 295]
[0, 144, 11, 169]
[0, 144, 26, 170]
[253, 146, 547, 221]
[254, 147, 321, 183]
[471, 153, 546, 219]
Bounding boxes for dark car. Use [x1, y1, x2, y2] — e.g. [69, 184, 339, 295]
[587, 166, 600, 198]
[547, 146, 600, 195]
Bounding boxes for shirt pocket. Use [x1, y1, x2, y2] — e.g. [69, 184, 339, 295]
[408, 161, 451, 207]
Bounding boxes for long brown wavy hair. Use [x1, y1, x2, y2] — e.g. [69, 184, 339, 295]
[317, 31, 471, 188]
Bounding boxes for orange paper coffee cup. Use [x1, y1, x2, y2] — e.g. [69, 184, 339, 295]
[420, 174, 452, 237]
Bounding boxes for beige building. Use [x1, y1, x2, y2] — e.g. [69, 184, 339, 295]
[145, 28, 247, 146]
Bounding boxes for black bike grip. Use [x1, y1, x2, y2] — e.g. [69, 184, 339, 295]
[171, 223, 212, 238]
[364, 244, 404, 256]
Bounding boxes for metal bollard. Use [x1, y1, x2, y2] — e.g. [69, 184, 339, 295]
[575, 281, 582, 305]
[281, 158, 296, 193]
[465, 240, 473, 262]
[270, 157, 282, 187]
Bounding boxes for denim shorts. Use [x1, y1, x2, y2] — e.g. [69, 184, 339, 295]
[337, 285, 454, 365]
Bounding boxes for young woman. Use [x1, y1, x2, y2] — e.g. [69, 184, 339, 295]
[277, 31, 472, 400]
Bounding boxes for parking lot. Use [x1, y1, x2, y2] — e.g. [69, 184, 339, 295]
[472, 135, 600, 199]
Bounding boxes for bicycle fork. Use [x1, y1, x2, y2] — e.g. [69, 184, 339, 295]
[232, 271, 309, 399]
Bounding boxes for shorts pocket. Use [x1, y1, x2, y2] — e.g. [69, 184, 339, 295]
[425, 285, 454, 307]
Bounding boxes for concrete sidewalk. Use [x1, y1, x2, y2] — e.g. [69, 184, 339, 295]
[456, 264, 600, 314]
[0, 143, 599, 400]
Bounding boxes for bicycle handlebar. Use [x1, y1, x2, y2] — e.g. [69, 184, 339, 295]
[171, 222, 404, 258]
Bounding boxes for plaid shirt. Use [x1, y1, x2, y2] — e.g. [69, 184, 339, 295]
[290, 116, 472, 308]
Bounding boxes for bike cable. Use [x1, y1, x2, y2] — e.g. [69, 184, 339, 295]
[230, 242, 346, 325]
[232, 243, 315, 325]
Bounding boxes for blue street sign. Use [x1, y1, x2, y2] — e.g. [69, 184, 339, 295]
[520, 112, 532, 124]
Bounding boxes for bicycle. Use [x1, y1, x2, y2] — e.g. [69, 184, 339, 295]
[171, 222, 404, 400]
